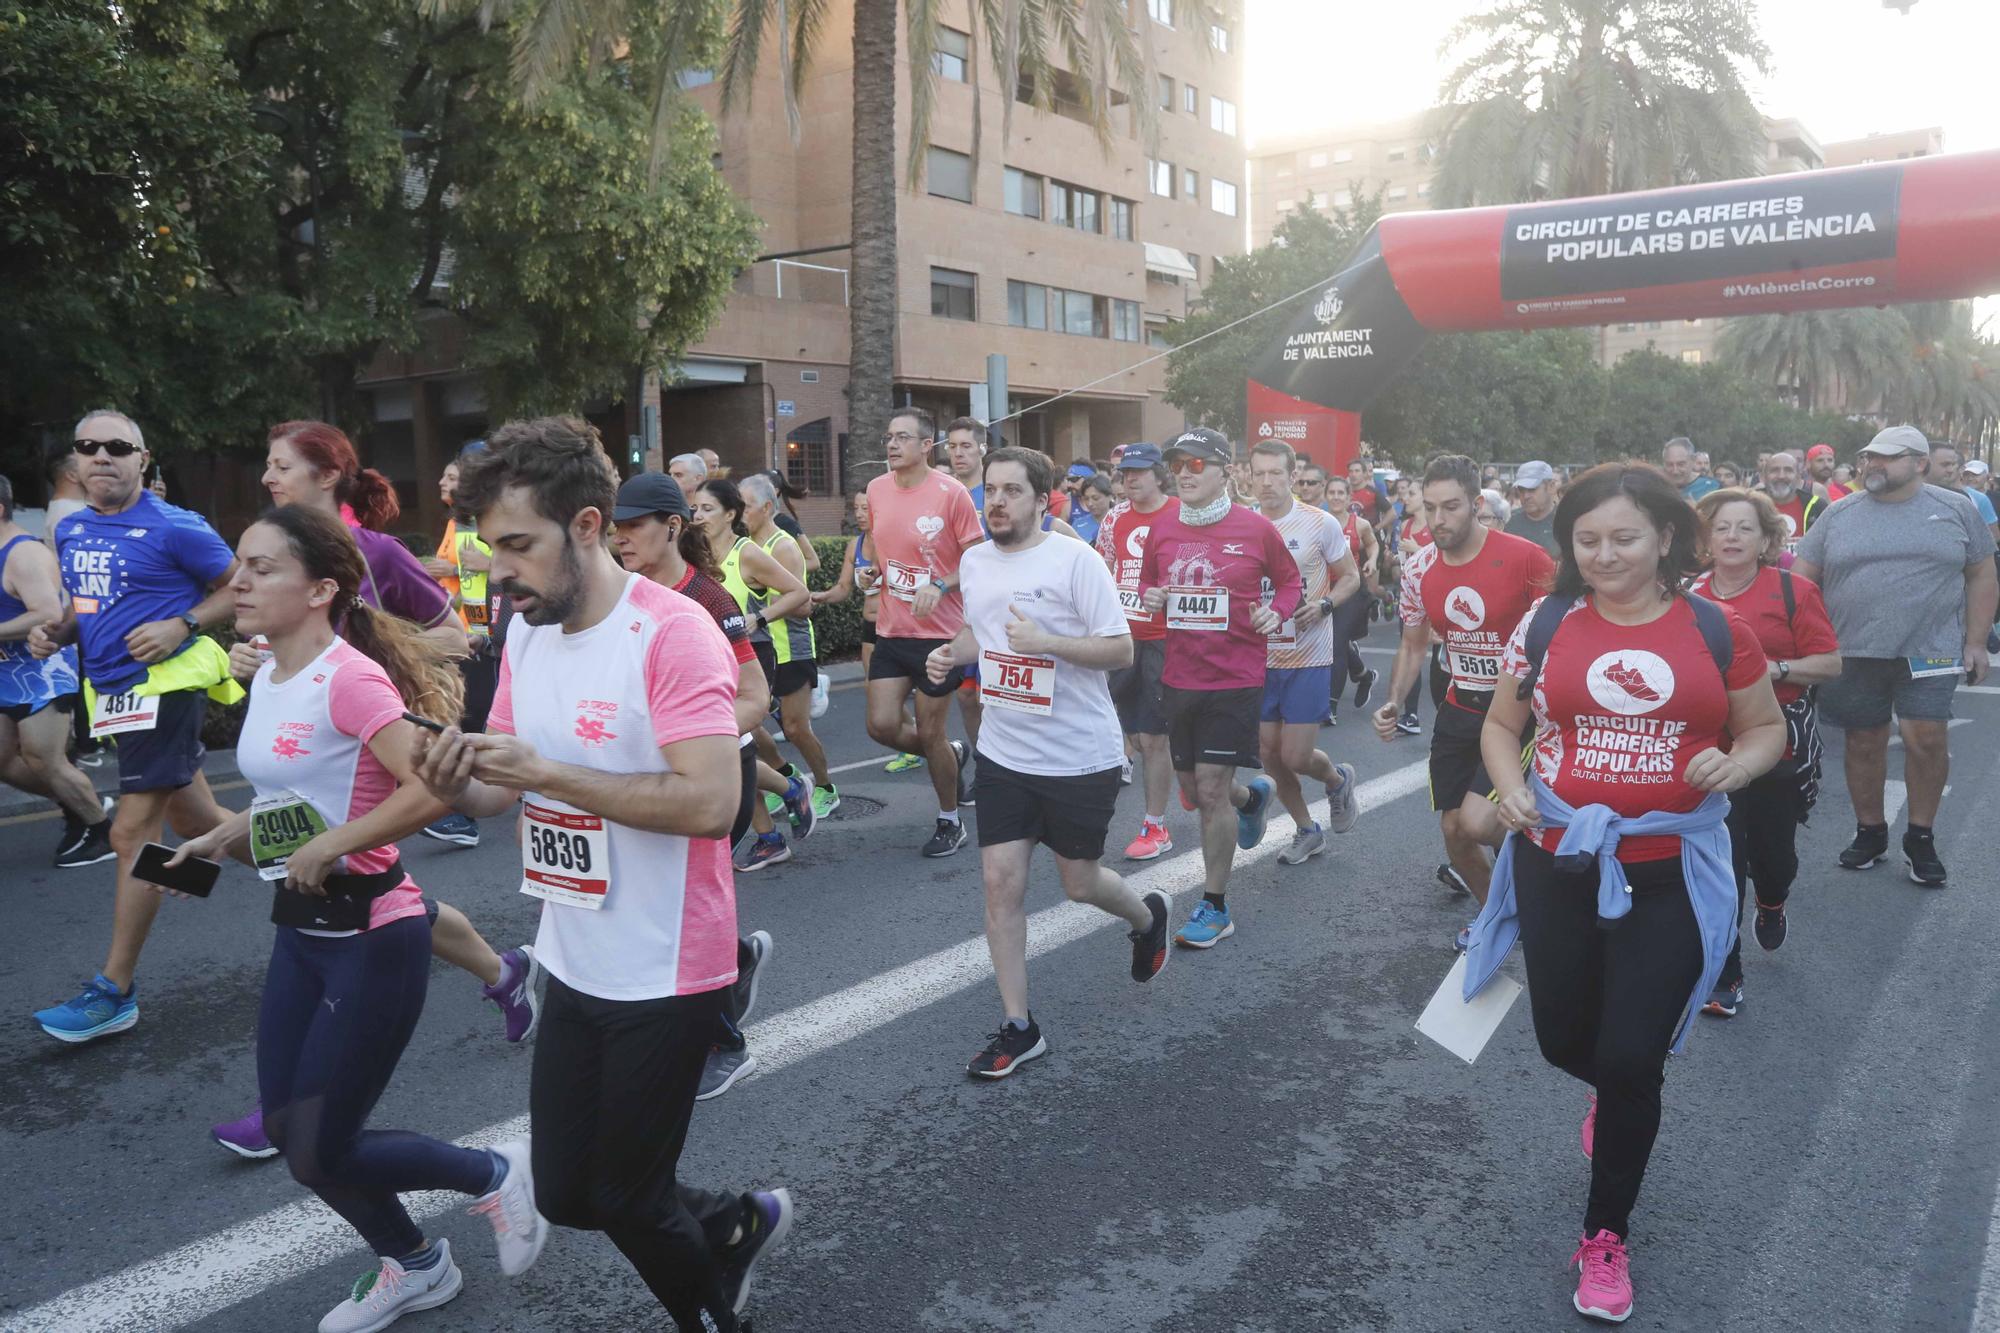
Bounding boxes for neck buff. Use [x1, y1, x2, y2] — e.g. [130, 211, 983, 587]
[1179, 492, 1234, 527]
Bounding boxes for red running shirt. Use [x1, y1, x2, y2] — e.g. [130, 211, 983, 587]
[1687, 567, 1836, 708]
[1138, 504, 1302, 690]
[1398, 530, 1555, 714]
[1771, 494, 1809, 552]
[1095, 497, 1180, 641]
[1501, 595, 1768, 863]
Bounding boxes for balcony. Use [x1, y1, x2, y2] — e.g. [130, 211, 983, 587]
[731, 257, 850, 306]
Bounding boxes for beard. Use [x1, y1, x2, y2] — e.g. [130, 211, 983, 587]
[504, 536, 586, 625]
[1863, 470, 1892, 494]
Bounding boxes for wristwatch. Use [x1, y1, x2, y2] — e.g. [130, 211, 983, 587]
[929, 576, 948, 592]
[1776, 659, 1792, 681]
[178, 611, 202, 638]
[1319, 597, 1335, 618]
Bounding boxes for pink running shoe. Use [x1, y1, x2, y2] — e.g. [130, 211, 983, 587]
[213, 1104, 279, 1160]
[1123, 821, 1174, 861]
[1571, 1229, 1633, 1323]
[1581, 1093, 1597, 1161]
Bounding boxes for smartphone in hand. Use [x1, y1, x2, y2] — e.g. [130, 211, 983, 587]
[401, 711, 447, 733]
[133, 842, 221, 898]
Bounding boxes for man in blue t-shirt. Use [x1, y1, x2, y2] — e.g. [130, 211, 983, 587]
[28, 409, 239, 1044]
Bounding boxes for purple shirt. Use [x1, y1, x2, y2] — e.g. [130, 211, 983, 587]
[350, 523, 453, 628]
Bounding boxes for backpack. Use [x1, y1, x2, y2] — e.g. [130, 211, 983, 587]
[1773, 569, 1824, 818]
[1514, 591, 1733, 701]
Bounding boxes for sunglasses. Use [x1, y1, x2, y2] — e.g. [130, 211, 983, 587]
[74, 438, 141, 458]
[1169, 458, 1210, 475]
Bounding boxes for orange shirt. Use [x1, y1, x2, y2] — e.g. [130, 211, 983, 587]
[864, 468, 985, 640]
[435, 520, 466, 630]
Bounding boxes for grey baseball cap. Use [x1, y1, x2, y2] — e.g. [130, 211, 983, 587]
[612, 472, 691, 521]
[1859, 425, 1929, 458]
[1512, 460, 1556, 489]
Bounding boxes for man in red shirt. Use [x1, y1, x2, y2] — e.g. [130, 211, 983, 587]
[1374, 454, 1554, 945]
[1138, 429, 1301, 950]
[1096, 444, 1180, 860]
[1761, 450, 1822, 554]
[1806, 443, 1849, 502]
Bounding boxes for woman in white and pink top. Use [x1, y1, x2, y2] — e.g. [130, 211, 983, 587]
[164, 505, 545, 1332]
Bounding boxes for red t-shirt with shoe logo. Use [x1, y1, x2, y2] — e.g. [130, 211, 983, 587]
[1399, 530, 1554, 714]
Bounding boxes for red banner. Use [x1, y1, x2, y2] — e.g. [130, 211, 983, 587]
[1246, 379, 1358, 476]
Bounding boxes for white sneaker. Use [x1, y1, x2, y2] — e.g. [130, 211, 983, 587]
[1277, 825, 1327, 865]
[466, 1139, 547, 1276]
[318, 1242, 463, 1333]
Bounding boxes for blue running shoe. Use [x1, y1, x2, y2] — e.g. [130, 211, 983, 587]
[35, 974, 138, 1044]
[781, 776, 816, 840]
[1235, 775, 1274, 850]
[1174, 899, 1235, 949]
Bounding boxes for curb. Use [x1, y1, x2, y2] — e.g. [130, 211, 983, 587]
[0, 749, 245, 823]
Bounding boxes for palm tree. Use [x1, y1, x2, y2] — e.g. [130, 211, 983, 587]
[1716, 307, 1908, 414]
[427, 0, 1226, 493]
[1429, 0, 1770, 207]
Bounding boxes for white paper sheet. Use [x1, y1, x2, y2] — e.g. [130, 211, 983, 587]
[1415, 954, 1523, 1064]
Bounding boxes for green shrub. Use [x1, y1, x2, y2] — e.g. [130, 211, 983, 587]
[806, 535, 863, 660]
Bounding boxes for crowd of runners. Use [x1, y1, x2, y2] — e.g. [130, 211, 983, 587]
[3, 404, 1994, 1329]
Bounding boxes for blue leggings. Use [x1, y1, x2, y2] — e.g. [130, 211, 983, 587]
[259, 915, 493, 1257]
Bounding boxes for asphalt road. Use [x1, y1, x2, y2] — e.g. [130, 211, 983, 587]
[5, 621, 2000, 1333]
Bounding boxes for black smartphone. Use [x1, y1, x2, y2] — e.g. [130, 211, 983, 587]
[133, 841, 221, 897]
[401, 710, 447, 733]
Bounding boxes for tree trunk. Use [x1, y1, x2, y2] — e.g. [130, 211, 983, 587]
[845, 0, 899, 497]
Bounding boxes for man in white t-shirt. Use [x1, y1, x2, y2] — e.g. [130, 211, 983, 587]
[413, 417, 791, 1332]
[927, 447, 1171, 1080]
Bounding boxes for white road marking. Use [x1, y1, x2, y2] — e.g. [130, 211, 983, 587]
[6, 763, 1433, 1333]
[1879, 780, 1949, 827]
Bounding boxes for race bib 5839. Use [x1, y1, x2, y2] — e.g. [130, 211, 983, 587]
[520, 798, 611, 910]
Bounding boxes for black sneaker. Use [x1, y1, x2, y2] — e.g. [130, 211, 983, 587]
[1129, 889, 1171, 982]
[719, 1188, 794, 1316]
[54, 819, 115, 869]
[1436, 863, 1471, 897]
[921, 818, 968, 858]
[950, 740, 975, 807]
[1753, 901, 1788, 952]
[967, 1018, 1047, 1080]
[1700, 981, 1743, 1018]
[1354, 667, 1379, 709]
[1838, 824, 1889, 870]
[732, 930, 772, 1024]
[1903, 830, 1947, 887]
[1396, 712, 1422, 736]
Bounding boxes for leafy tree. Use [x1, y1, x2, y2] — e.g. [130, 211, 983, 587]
[1430, 0, 1769, 207]
[1716, 307, 1909, 414]
[1597, 350, 1871, 465]
[1363, 328, 1606, 464]
[2, 0, 760, 464]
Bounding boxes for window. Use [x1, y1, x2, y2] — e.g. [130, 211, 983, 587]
[1061, 288, 1095, 337]
[1210, 178, 1238, 216]
[926, 146, 972, 202]
[1004, 167, 1043, 218]
[1334, 148, 1354, 163]
[1308, 151, 1328, 168]
[1147, 0, 1173, 25]
[1183, 167, 1199, 200]
[1109, 196, 1134, 241]
[1112, 299, 1141, 342]
[1146, 158, 1174, 197]
[1275, 199, 1296, 214]
[1416, 182, 1431, 197]
[676, 69, 715, 89]
[1210, 23, 1230, 52]
[1050, 180, 1101, 233]
[1333, 189, 1352, 206]
[1616, 323, 1637, 333]
[1183, 84, 1198, 115]
[1148, 327, 1172, 349]
[1158, 74, 1174, 110]
[1208, 97, 1237, 137]
[1680, 349, 1704, 364]
[1388, 186, 1408, 201]
[1007, 280, 1048, 330]
[1185, 252, 1201, 279]
[800, 369, 820, 383]
[930, 267, 976, 321]
[1644, 321, 1664, 331]
[933, 26, 969, 83]
[1386, 146, 1406, 162]
[784, 418, 833, 496]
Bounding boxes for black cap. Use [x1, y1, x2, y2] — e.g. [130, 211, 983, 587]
[1163, 427, 1232, 466]
[612, 472, 690, 521]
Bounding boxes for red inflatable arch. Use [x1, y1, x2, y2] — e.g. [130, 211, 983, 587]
[1247, 150, 2000, 473]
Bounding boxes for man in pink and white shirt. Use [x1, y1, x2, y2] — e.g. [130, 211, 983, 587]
[413, 418, 792, 1333]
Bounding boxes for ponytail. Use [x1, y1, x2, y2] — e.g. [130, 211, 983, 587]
[341, 602, 463, 722]
[676, 516, 716, 578]
[346, 468, 402, 532]
[269, 420, 401, 531]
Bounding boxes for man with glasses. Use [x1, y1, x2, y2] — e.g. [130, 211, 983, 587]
[1138, 428, 1302, 949]
[864, 408, 983, 857]
[27, 410, 240, 1043]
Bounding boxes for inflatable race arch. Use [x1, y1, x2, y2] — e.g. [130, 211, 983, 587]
[1247, 150, 2000, 471]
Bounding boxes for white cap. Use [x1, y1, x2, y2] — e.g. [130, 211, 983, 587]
[1859, 425, 1929, 458]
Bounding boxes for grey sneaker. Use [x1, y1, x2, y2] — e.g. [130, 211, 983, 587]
[732, 930, 773, 1025]
[1325, 762, 1361, 834]
[1277, 825, 1327, 865]
[318, 1243, 463, 1333]
[697, 1045, 757, 1101]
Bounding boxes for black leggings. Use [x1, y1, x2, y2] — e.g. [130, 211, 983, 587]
[532, 976, 749, 1331]
[730, 741, 758, 848]
[1512, 838, 1704, 1239]
[1721, 767, 1801, 987]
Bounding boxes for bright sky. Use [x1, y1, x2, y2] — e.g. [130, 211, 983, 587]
[1245, 0, 2000, 154]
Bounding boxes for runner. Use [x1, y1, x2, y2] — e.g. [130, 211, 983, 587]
[419, 447, 495, 848]
[1756, 450, 1823, 554]
[1504, 460, 1562, 557]
[1321, 474, 1382, 724]
[1665, 437, 1717, 501]
[608, 471, 779, 1103]
[1137, 428, 1301, 948]
[1690, 488, 1841, 1018]
[812, 491, 923, 774]
[28, 409, 240, 1044]
[864, 408, 980, 857]
[1373, 454, 1553, 947]
[1071, 475, 1112, 545]
[1247, 441, 1362, 865]
[739, 473, 838, 822]
[1805, 443, 1849, 502]
[0, 476, 113, 866]
[1389, 483, 1436, 735]
[1466, 462, 1783, 1326]
[412, 416, 792, 1332]
[927, 447, 1170, 1078]
[756, 468, 822, 576]
[692, 478, 817, 870]
[1096, 444, 1179, 860]
[157, 503, 546, 1330]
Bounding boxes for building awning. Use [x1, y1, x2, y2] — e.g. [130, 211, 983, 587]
[1143, 243, 1198, 281]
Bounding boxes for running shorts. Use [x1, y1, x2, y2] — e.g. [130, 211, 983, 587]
[868, 635, 966, 698]
[1109, 639, 1167, 736]
[110, 687, 208, 794]
[972, 756, 1120, 860]
[1262, 665, 1333, 726]
[1163, 684, 1262, 772]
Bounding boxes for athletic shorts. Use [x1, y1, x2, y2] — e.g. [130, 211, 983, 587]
[1817, 656, 1957, 728]
[0, 693, 74, 723]
[109, 687, 207, 794]
[1163, 683, 1263, 772]
[1109, 639, 1167, 736]
[860, 620, 878, 646]
[973, 756, 1121, 860]
[868, 635, 965, 698]
[1262, 665, 1333, 725]
[1428, 697, 1530, 812]
[773, 657, 817, 700]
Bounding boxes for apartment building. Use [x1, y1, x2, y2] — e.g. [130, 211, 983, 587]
[1822, 126, 1945, 168]
[675, 0, 1247, 518]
